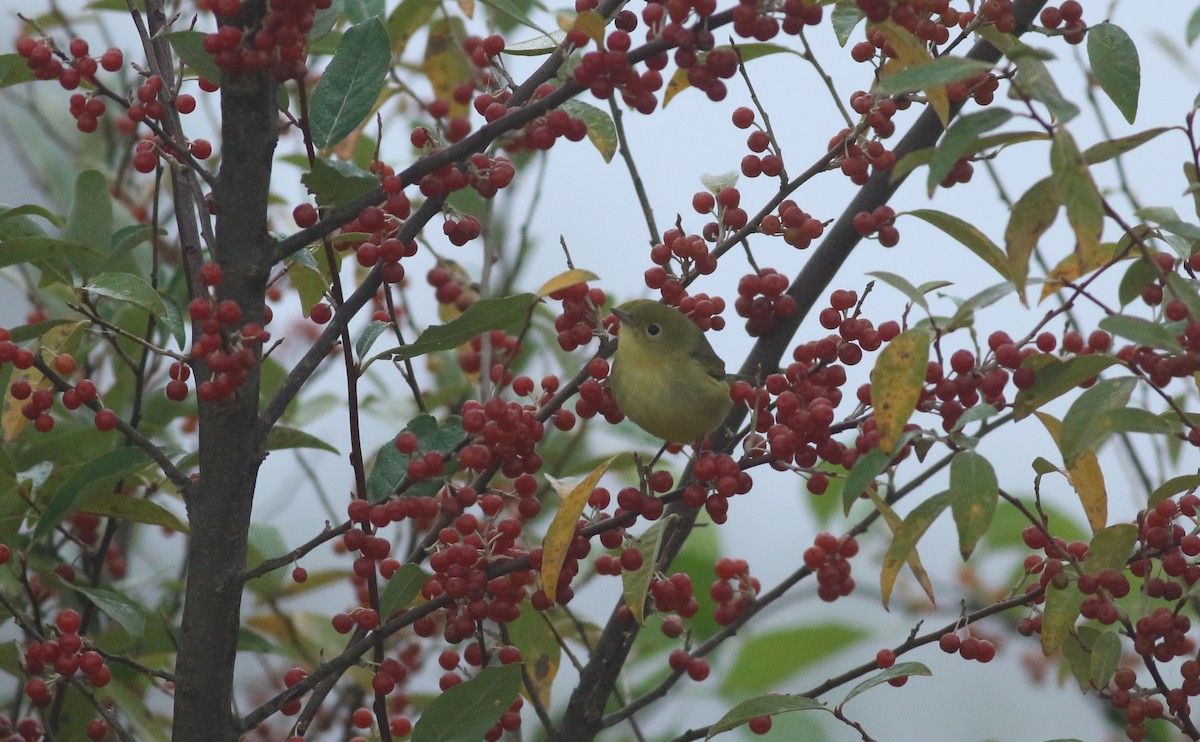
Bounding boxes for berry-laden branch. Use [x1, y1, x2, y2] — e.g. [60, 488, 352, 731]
[558, 4, 1049, 738]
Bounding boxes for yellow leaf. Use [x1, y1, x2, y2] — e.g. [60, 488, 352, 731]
[457, 0, 475, 18]
[871, 328, 931, 452]
[1039, 240, 1119, 302]
[423, 18, 474, 119]
[1035, 412, 1108, 532]
[876, 21, 949, 125]
[540, 456, 615, 602]
[867, 489, 935, 608]
[3, 322, 84, 442]
[561, 10, 605, 44]
[537, 269, 599, 298]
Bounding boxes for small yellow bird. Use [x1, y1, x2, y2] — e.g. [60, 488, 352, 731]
[609, 300, 733, 444]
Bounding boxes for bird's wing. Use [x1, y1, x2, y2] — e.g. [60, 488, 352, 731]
[690, 335, 727, 380]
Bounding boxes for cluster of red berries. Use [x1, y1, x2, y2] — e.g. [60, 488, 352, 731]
[459, 330, 522, 383]
[667, 648, 712, 682]
[199, 0, 332, 79]
[426, 263, 477, 314]
[472, 84, 590, 151]
[735, 268, 797, 337]
[458, 394, 546, 478]
[1106, 667, 1166, 742]
[574, 365, 623, 427]
[684, 451, 752, 524]
[187, 287, 270, 404]
[761, 200, 825, 249]
[568, 27, 668, 110]
[937, 631, 997, 663]
[463, 34, 506, 68]
[442, 214, 482, 247]
[832, 123, 900, 187]
[730, 0, 824, 40]
[1039, 1, 1087, 45]
[710, 557, 760, 626]
[850, 92, 906, 139]
[16, 35, 123, 133]
[0, 715, 49, 741]
[851, 205, 899, 246]
[16, 35, 122, 86]
[648, 227, 719, 289]
[802, 533, 857, 602]
[649, 572, 699, 620]
[550, 282, 605, 352]
[946, 71, 1000, 107]
[23, 609, 113, 715]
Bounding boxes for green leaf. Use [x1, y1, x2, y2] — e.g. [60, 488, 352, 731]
[1163, 272, 1200, 319]
[478, 0, 542, 33]
[504, 606, 561, 709]
[0, 54, 37, 89]
[379, 564, 427, 620]
[1090, 630, 1121, 688]
[1041, 580, 1084, 655]
[63, 170, 113, 258]
[78, 493, 188, 533]
[559, 99, 616, 163]
[721, 624, 867, 694]
[0, 236, 101, 268]
[1005, 177, 1059, 298]
[1149, 474, 1200, 508]
[309, 18, 391, 149]
[1099, 314, 1184, 354]
[84, 273, 167, 316]
[865, 271, 931, 311]
[63, 583, 147, 640]
[949, 451, 998, 559]
[356, 320, 391, 361]
[309, 0, 343, 42]
[387, 0, 440, 55]
[841, 662, 932, 706]
[1118, 257, 1160, 306]
[842, 447, 889, 515]
[345, 0, 385, 22]
[908, 209, 1009, 280]
[265, 426, 340, 454]
[1051, 129, 1104, 256]
[0, 203, 63, 231]
[34, 447, 153, 542]
[382, 293, 537, 361]
[1082, 128, 1171, 165]
[1009, 54, 1079, 123]
[412, 665, 522, 742]
[1084, 524, 1138, 574]
[945, 281, 1015, 331]
[159, 292, 187, 350]
[880, 491, 950, 608]
[1087, 23, 1140, 124]
[302, 157, 380, 209]
[1189, 6, 1200, 45]
[1059, 377, 1137, 465]
[875, 56, 994, 96]
[621, 516, 669, 625]
[1013, 354, 1119, 419]
[706, 694, 827, 738]
[163, 31, 221, 84]
[365, 415, 465, 502]
[1099, 408, 1179, 437]
[927, 108, 1013, 196]
[503, 30, 566, 56]
[830, 2, 864, 47]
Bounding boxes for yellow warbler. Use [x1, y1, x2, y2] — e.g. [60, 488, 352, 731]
[609, 300, 733, 444]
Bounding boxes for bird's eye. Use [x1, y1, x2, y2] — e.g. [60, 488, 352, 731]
[646, 324, 661, 336]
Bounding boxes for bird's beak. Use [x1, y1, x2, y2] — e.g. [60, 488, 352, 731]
[610, 307, 632, 324]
